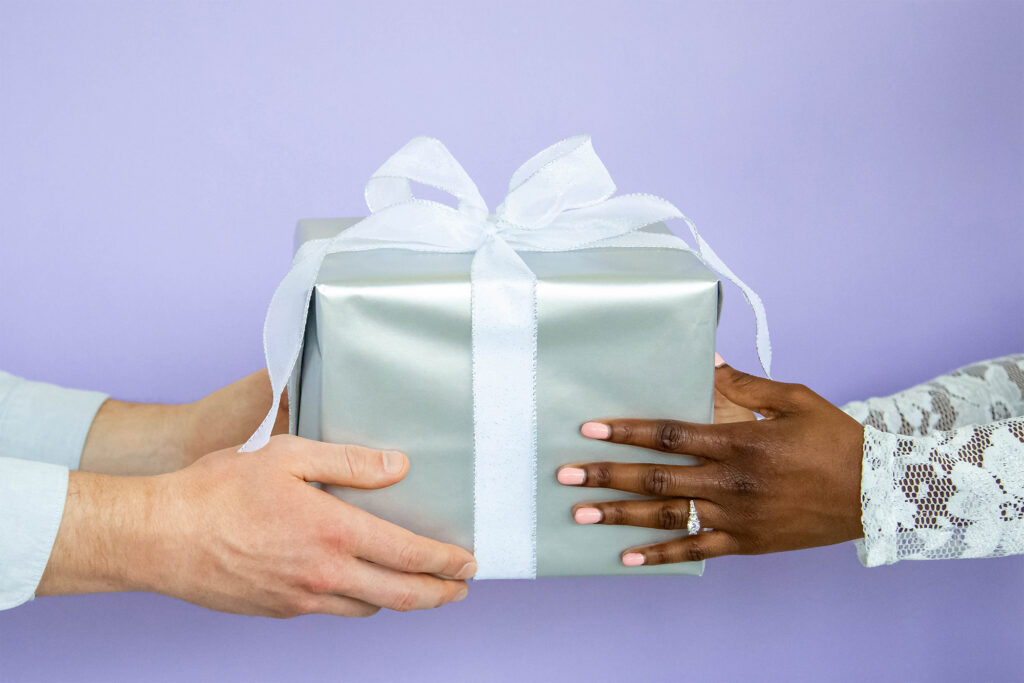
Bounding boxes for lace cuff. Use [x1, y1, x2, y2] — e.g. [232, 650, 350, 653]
[857, 420, 1024, 567]
[857, 427, 914, 566]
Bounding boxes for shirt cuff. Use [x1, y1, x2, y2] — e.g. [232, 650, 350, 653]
[0, 457, 69, 610]
[0, 373, 108, 470]
[857, 426, 903, 567]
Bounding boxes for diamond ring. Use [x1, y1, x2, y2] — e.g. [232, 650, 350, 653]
[687, 499, 701, 535]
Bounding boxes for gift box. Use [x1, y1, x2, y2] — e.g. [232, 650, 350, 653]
[292, 218, 718, 578]
[245, 136, 771, 579]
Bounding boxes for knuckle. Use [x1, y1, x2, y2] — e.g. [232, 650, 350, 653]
[686, 544, 709, 562]
[781, 382, 811, 406]
[395, 543, 427, 571]
[793, 382, 815, 398]
[655, 421, 687, 452]
[727, 432, 761, 459]
[300, 596, 323, 616]
[719, 467, 761, 497]
[600, 503, 624, 525]
[264, 599, 296, 619]
[614, 422, 635, 443]
[726, 501, 755, 525]
[300, 565, 334, 595]
[390, 588, 420, 612]
[589, 463, 613, 488]
[268, 433, 298, 454]
[268, 608, 295, 620]
[437, 585, 458, 608]
[288, 594, 319, 617]
[641, 466, 674, 496]
[730, 371, 759, 392]
[444, 548, 470, 577]
[267, 433, 289, 447]
[340, 444, 364, 479]
[317, 518, 349, 551]
[657, 502, 687, 530]
[645, 547, 666, 565]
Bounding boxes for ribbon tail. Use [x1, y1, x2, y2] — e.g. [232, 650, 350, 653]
[240, 239, 332, 452]
[680, 216, 773, 378]
[470, 237, 538, 579]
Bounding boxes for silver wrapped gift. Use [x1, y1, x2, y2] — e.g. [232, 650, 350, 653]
[291, 218, 720, 578]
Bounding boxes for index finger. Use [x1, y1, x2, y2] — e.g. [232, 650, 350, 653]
[581, 418, 733, 460]
[348, 505, 478, 580]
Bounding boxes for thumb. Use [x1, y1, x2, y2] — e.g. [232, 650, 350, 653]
[714, 356, 801, 418]
[283, 437, 409, 489]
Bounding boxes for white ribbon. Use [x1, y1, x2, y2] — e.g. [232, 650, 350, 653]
[241, 135, 772, 579]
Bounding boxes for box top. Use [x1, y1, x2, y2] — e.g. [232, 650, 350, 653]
[296, 218, 720, 288]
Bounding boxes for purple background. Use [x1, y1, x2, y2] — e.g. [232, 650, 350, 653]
[1, 1, 1022, 681]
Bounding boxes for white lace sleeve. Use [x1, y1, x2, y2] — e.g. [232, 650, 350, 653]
[841, 354, 1024, 566]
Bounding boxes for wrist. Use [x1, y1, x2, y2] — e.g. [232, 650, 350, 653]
[178, 399, 213, 466]
[125, 469, 197, 595]
[842, 420, 867, 541]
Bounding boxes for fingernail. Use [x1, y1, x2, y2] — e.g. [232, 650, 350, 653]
[622, 552, 646, 567]
[382, 450, 404, 474]
[454, 561, 477, 580]
[453, 585, 469, 602]
[580, 422, 611, 439]
[574, 507, 602, 524]
[557, 467, 586, 485]
[714, 353, 726, 368]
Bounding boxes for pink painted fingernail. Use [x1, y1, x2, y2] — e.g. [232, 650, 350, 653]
[622, 553, 646, 567]
[714, 353, 726, 368]
[580, 422, 611, 439]
[557, 467, 586, 485]
[574, 507, 602, 524]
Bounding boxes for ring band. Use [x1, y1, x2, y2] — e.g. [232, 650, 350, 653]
[687, 499, 701, 535]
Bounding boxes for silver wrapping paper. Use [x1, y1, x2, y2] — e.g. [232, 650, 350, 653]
[292, 218, 719, 577]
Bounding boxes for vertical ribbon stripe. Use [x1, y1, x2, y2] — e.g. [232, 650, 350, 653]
[470, 239, 538, 578]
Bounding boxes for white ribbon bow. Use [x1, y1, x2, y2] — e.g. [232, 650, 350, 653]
[242, 135, 771, 579]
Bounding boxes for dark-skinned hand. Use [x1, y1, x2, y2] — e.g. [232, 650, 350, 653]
[557, 358, 866, 566]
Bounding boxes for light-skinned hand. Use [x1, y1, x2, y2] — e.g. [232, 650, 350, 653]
[39, 435, 477, 617]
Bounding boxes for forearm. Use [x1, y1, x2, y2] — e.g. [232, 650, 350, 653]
[35, 470, 164, 596]
[78, 371, 288, 476]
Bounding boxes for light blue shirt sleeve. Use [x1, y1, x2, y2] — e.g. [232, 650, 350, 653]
[0, 372, 108, 609]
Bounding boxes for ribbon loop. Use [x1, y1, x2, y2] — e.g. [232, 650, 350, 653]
[497, 135, 617, 230]
[365, 136, 488, 216]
